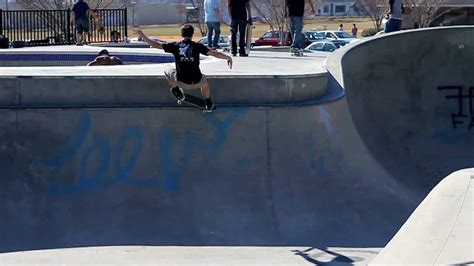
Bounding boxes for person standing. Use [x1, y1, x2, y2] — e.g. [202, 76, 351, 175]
[71, 0, 91, 45]
[204, 0, 224, 49]
[351, 24, 358, 37]
[384, 0, 404, 33]
[285, 0, 306, 53]
[228, 0, 251, 56]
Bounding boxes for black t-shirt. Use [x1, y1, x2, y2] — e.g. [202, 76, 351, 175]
[229, 0, 249, 20]
[287, 0, 305, 17]
[163, 40, 209, 84]
[72, 1, 90, 20]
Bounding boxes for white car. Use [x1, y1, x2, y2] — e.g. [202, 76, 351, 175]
[304, 41, 338, 53]
[198, 36, 230, 49]
[318, 30, 359, 43]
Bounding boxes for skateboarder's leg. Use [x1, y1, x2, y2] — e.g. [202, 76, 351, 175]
[164, 65, 184, 100]
[238, 20, 247, 55]
[230, 20, 238, 56]
[200, 80, 211, 99]
[200, 79, 214, 111]
[293, 16, 304, 50]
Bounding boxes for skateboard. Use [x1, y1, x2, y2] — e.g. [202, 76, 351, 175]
[291, 49, 304, 56]
[172, 91, 216, 113]
[245, 22, 253, 55]
[208, 46, 230, 52]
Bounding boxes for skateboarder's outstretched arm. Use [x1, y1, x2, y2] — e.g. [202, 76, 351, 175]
[133, 27, 165, 50]
[208, 50, 233, 69]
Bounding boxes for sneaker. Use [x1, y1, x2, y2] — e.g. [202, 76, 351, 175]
[171, 87, 185, 101]
[232, 53, 237, 57]
[239, 53, 248, 57]
[205, 99, 215, 111]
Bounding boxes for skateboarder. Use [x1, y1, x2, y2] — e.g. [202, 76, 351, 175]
[285, 0, 309, 54]
[134, 24, 232, 111]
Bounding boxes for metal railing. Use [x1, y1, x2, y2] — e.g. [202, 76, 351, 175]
[0, 8, 127, 46]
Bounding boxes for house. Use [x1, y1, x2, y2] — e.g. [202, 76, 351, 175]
[431, 0, 474, 26]
[316, 0, 358, 16]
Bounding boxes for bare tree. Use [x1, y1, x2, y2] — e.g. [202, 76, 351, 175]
[15, 0, 123, 10]
[251, 0, 285, 32]
[179, 0, 206, 37]
[406, 0, 443, 27]
[306, 0, 320, 17]
[354, 0, 387, 31]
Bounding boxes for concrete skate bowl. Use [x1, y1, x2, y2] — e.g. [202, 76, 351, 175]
[0, 50, 174, 66]
[0, 26, 472, 261]
[329, 26, 474, 194]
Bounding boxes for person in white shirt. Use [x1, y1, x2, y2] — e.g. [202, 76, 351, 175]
[204, 0, 224, 49]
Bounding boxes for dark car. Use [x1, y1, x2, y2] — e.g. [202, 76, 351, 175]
[304, 31, 348, 47]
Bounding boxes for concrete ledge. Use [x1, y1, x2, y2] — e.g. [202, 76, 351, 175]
[0, 74, 329, 108]
[0, 49, 333, 107]
[371, 169, 473, 265]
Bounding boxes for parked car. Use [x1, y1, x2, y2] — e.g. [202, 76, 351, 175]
[253, 30, 310, 47]
[198, 36, 230, 49]
[253, 30, 290, 46]
[318, 30, 359, 43]
[304, 41, 339, 53]
[303, 31, 348, 47]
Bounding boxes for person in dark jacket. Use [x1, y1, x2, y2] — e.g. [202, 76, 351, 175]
[71, 0, 91, 45]
[228, 0, 252, 56]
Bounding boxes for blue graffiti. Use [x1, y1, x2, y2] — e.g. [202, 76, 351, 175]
[42, 113, 91, 167]
[191, 108, 249, 181]
[203, 108, 248, 151]
[114, 127, 148, 185]
[42, 109, 247, 194]
[160, 130, 198, 192]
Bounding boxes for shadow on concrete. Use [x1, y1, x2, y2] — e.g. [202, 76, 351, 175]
[292, 247, 379, 265]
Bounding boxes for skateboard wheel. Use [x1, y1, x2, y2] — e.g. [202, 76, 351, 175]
[177, 101, 182, 105]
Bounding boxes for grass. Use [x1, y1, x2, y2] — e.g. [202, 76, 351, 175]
[129, 17, 376, 41]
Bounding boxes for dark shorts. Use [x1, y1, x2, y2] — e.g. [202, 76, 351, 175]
[75, 18, 89, 34]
